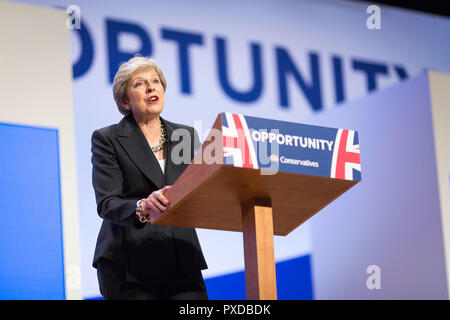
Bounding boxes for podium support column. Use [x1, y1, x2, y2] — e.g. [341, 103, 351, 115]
[242, 199, 277, 300]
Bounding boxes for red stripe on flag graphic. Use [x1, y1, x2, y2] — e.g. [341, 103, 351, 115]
[332, 129, 360, 180]
[223, 113, 255, 168]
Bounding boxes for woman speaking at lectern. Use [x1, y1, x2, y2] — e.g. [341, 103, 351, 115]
[90, 56, 208, 300]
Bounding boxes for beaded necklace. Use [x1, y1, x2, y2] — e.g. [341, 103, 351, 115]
[150, 118, 166, 152]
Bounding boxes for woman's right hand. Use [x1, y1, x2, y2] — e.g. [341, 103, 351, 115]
[141, 185, 172, 220]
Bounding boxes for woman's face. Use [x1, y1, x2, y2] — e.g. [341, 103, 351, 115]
[124, 68, 165, 119]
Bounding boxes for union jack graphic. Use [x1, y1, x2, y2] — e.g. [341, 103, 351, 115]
[330, 129, 361, 180]
[222, 113, 259, 169]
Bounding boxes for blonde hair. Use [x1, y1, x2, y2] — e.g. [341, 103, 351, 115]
[112, 56, 167, 115]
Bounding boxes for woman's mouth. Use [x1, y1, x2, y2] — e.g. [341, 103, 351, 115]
[147, 95, 159, 103]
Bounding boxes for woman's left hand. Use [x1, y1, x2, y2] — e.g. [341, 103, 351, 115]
[142, 185, 172, 219]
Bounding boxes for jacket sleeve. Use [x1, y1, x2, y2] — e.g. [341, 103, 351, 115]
[91, 129, 144, 228]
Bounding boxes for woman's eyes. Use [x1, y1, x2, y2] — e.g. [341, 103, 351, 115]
[134, 79, 159, 87]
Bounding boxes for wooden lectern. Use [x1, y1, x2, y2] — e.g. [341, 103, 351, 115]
[150, 113, 361, 300]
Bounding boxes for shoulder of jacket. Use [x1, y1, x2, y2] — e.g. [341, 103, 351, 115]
[92, 123, 120, 138]
[164, 118, 194, 132]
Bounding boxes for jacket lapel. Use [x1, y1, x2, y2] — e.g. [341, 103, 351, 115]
[161, 117, 187, 185]
[116, 115, 165, 189]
